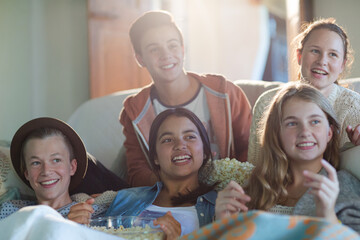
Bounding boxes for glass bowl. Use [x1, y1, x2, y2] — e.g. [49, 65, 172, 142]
[88, 216, 165, 240]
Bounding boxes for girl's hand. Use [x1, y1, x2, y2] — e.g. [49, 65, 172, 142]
[153, 211, 181, 240]
[215, 180, 251, 220]
[67, 198, 95, 224]
[346, 125, 360, 145]
[303, 159, 339, 223]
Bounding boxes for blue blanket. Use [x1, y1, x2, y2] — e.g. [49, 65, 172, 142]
[182, 210, 360, 240]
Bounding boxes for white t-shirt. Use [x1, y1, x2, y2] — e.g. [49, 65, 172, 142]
[152, 86, 220, 159]
[140, 204, 199, 236]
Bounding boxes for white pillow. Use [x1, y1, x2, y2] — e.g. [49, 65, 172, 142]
[340, 145, 360, 180]
[0, 146, 35, 199]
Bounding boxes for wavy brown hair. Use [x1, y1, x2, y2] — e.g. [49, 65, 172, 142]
[244, 82, 340, 210]
[293, 17, 354, 81]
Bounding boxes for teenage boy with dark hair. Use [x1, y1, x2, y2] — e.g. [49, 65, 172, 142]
[121, 10, 252, 187]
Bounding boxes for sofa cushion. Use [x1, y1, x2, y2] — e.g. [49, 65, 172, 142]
[341, 78, 360, 93]
[68, 89, 140, 179]
[0, 146, 35, 201]
[340, 145, 360, 180]
[234, 80, 283, 107]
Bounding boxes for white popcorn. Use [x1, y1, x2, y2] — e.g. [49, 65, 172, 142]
[90, 225, 164, 240]
[200, 158, 254, 191]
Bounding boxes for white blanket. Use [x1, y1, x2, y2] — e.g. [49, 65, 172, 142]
[0, 205, 121, 240]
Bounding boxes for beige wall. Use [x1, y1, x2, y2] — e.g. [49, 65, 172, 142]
[0, 0, 89, 141]
[313, 0, 360, 78]
[184, 0, 271, 81]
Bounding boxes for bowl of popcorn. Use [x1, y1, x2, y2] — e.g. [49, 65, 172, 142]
[89, 216, 165, 240]
[200, 157, 255, 191]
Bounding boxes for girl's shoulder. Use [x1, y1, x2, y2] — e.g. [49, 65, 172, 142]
[253, 87, 280, 111]
[337, 169, 360, 182]
[335, 84, 360, 103]
[337, 170, 360, 195]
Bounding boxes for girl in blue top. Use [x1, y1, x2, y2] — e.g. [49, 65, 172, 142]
[73, 108, 217, 238]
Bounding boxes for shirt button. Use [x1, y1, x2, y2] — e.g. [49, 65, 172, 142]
[199, 197, 203, 202]
[200, 213, 204, 217]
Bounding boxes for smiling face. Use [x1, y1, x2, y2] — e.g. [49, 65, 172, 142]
[297, 28, 346, 96]
[135, 25, 185, 85]
[23, 135, 77, 206]
[280, 97, 333, 165]
[154, 115, 204, 182]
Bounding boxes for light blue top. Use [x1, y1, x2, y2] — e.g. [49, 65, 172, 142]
[105, 182, 217, 227]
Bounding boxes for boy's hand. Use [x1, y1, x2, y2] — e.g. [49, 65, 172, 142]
[67, 198, 95, 224]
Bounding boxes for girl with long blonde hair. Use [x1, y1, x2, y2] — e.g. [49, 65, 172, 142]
[216, 82, 360, 233]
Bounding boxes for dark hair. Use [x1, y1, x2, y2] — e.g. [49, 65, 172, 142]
[295, 18, 354, 80]
[148, 108, 215, 205]
[129, 10, 184, 55]
[20, 128, 74, 176]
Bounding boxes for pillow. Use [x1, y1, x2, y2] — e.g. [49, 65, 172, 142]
[0, 146, 35, 200]
[340, 145, 360, 180]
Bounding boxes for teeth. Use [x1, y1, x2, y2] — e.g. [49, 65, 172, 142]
[312, 69, 327, 75]
[41, 179, 58, 185]
[297, 143, 315, 147]
[162, 64, 174, 69]
[175, 159, 188, 163]
[173, 155, 190, 162]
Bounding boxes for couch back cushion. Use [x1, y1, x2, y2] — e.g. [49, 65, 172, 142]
[67, 89, 141, 178]
[234, 80, 283, 107]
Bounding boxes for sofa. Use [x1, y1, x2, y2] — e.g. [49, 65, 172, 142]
[67, 77, 360, 180]
[1, 78, 360, 198]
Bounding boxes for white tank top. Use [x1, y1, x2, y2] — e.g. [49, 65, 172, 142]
[139, 204, 199, 236]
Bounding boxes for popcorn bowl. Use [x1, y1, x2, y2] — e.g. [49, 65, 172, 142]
[89, 216, 165, 240]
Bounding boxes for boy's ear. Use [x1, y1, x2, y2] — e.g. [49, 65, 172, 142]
[296, 49, 302, 65]
[135, 53, 145, 67]
[70, 159, 77, 176]
[24, 170, 29, 181]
